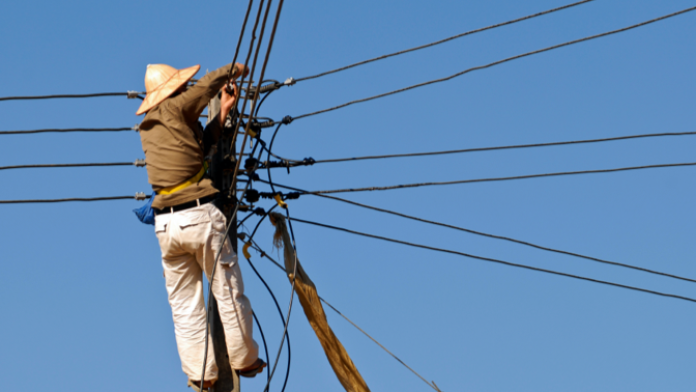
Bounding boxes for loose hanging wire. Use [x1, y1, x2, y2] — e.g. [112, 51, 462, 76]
[292, 6, 696, 120]
[296, 0, 595, 82]
[247, 240, 443, 392]
[0, 161, 145, 171]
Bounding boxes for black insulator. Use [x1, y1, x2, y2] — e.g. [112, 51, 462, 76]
[253, 207, 266, 216]
[245, 189, 260, 203]
[285, 192, 301, 200]
[244, 157, 259, 170]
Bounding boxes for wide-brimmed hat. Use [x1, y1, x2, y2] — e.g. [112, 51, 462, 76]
[136, 63, 200, 115]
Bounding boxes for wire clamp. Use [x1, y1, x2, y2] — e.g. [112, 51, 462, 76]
[127, 91, 140, 99]
[242, 242, 252, 259]
[281, 115, 293, 125]
[283, 77, 296, 86]
[134, 159, 146, 167]
[135, 192, 147, 201]
[274, 194, 288, 209]
[132, 124, 140, 132]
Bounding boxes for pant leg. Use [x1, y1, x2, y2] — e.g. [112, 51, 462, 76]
[156, 212, 218, 381]
[199, 203, 259, 369]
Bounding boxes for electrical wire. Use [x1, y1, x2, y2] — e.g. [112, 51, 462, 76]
[0, 126, 137, 135]
[0, 92, 144, 102]
[306, 162, 696, 195]
[0, 162, 144, 171]
[293, 6, 696, 120]
[312, 131, 696, 164]
[247, 241, 443, 392]
[296, 0, 595, 82]
[289, 217, 696, 305]
[256, 179, 696, 285]
[0, 195, 149, 204]
[252, 310, 270, 388]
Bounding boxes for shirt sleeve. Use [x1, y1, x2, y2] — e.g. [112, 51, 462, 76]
[170, 63, 238, 121]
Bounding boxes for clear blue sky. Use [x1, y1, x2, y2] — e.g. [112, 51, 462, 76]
[1, 1, 696, 391]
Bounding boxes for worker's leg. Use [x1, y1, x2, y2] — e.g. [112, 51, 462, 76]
[199, 203, 259, 369]
[156, 211, 218, 382]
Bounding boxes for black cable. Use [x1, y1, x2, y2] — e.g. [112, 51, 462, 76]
[293, 6, 696, 120]
[307, 162, 696, 195]
[0, 127, 136, 135]
[0, 195, 149, 204]
[289, 217, 696, 305]
[313, 131, 696, 164]
[252, 310, 270, 387]
[0, 92, 144, 102]
[0, 162, 144, 171]
[248, 240, 442, 392]
[296, 0, 595, 82]
[257, 179, 696, 285]
[227, 0, 255, 80]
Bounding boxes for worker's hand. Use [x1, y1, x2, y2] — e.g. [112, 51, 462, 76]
[220, 81, 238, 127]
[234, 62, 249, 79]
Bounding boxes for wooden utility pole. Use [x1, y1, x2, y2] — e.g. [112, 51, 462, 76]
[207, 95, 241, 392]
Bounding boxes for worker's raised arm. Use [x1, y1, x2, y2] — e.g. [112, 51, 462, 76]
[173, 62, 248, 119]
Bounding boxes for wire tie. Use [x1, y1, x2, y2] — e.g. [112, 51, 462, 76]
[274, 194, 288, 209]
[134, 159, 146, 167]
[243, 242, 252, 259]
[126, 91, 140, 99]
[134, 192, 147, 201]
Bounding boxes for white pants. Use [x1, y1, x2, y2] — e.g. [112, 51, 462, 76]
[154, 202, 258, 381]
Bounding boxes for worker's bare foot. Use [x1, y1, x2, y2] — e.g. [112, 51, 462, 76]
[188, 379, 215, 391]
[239, 358, 267, 378]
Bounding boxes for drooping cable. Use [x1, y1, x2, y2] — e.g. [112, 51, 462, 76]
[248, 240, 447, 392]
[256, 179, 696, 285]
[312, 131, 696, 164]
[290, 217, 696, 305]
[306, 162, 696, 195]
[293, 6, 696, 120]
[295, 0, 595, 82]
[0, 126, 138, 135]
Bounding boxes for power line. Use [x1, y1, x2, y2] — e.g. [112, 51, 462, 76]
[289, 217, 696, 305]
[246, 241, 442, 392]
[0, 126, 138, 135]
[0, 160, 146, 171]
[0, 92, 143, 102]
[0, 194, 149, 204]
[312, 131, 696, 164]
[256, 179, 696, 285]
[295, 0, 595, 82]
[306, 162, 696, 195]
[293, 6, 696, 120]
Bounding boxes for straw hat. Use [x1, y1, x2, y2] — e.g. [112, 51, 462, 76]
[136, 64, 201, 115]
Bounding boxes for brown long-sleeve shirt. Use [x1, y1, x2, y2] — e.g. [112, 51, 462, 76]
[139, 63, 237, 209]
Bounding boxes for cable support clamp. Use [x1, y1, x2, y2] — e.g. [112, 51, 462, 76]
[132, 124, 140, 132]
[134, 192, 147, 201]
[281, 115, 293, 125]
[127, 91, 140, 99]
[242, 242, 252, 259]
[253, 207, 265, 216]
[283, 77, 296, 86]
[134, 159, 146, 167]
[274, 194, 288, 209]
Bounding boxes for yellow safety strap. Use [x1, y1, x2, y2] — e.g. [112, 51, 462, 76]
[157, 164, 207, 196]
[274, 194, 288, 209]
[242, 242, 252, 259]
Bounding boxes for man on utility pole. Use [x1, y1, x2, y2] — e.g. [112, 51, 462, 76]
[135, 62, 266, 392]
